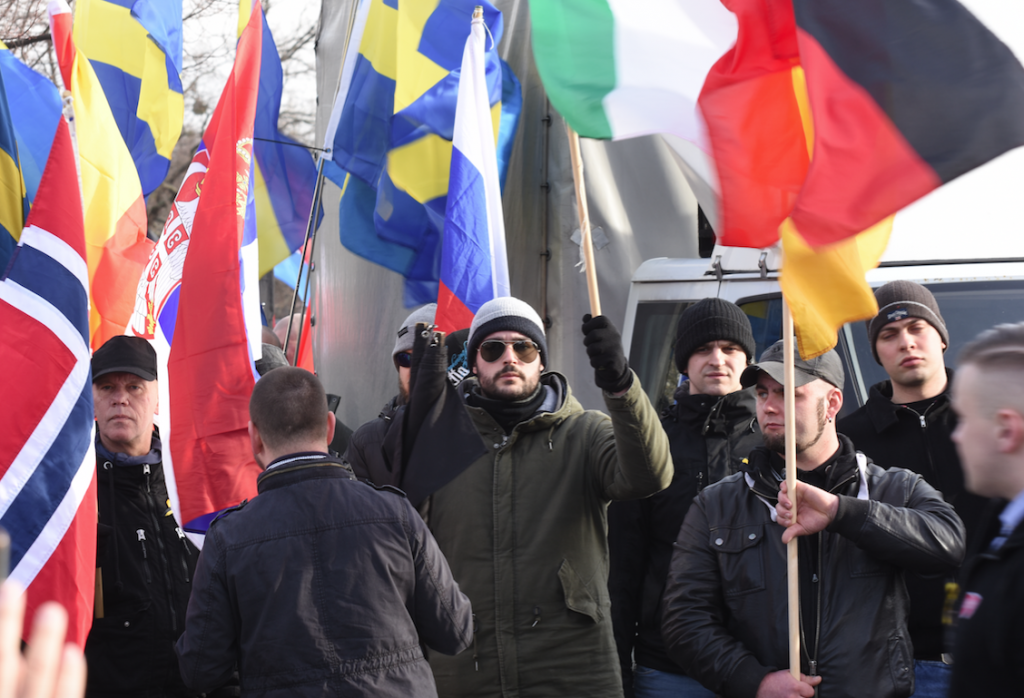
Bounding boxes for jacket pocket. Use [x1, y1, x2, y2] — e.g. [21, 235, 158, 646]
[887, 635, 913, 694]
[558, 559, 603, 623]
[710, 523, 766, 597]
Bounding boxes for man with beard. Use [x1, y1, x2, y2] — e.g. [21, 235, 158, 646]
[609, 298, 761, 698]
[840, 281, 988, 696]
[422, 296, 672, 697]
[661, 340, 965, 698]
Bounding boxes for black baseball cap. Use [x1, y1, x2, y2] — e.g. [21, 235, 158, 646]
[92, 336, 158, 382]
[740, 339, 844, 389]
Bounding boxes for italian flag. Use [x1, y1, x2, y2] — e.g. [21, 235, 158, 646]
[528, 0, 736, 146]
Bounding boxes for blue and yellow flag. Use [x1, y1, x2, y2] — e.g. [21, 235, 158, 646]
[72, 0, 184, 197]
[0, 43, 63, 271]
[239, 1, 320, 278]
[324, 0, 521, 305]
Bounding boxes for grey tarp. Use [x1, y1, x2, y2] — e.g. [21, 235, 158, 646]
[312, 0, 701, 430]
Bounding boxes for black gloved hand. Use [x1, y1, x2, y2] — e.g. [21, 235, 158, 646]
[582, 314, 632, 394]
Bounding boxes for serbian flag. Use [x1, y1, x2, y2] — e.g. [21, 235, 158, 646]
[128, 6, 264, 541]
[48, 0, 155, 351]
[0, 117, 96, 645]
[435, 9, 510, 333]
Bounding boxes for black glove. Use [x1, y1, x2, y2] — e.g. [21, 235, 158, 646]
[582, 314, 632, 393]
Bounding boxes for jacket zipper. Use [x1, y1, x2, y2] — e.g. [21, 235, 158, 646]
[143, 464, 179, 633]
[136, 528, 152, 583]
[175, 527, 191, 583]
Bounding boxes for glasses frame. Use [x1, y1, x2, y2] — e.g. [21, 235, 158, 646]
[477, 339, 540, 364]
[394, 351, 413, 369]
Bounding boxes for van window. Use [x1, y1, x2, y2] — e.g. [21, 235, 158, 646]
[628, 279, 1024, 418]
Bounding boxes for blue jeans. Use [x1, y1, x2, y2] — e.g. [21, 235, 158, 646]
[633, 665, 715, 698]
[910, 659, 952, 698]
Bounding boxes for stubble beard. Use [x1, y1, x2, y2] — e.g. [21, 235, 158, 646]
[763, 399, 828, 455]
[479, 366, 540, 402]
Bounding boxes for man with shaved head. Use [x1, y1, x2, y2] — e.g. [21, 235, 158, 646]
[948, 323, 1024, 697]
[176, 367, 472, 697]
[661, 340, 965, 698]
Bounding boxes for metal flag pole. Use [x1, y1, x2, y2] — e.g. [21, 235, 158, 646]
[781, 299, 801, 679]
[565, 124, 601, 317]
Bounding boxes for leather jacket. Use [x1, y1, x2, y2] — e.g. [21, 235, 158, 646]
[661, 436, 965, 698]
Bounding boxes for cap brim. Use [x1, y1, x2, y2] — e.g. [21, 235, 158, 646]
[92, 366, 157, 382]
[740, 362, 816, 389]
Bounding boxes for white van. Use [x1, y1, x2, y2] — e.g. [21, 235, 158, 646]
[622, 243, 1024, 419]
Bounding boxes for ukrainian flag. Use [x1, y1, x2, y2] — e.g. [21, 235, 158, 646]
[0, 43, 63, 271]
[326, 0, 521, 305]
[72, 0, 183, 197]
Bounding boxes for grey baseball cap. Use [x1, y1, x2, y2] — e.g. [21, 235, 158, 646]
[740, 339, 844, 389]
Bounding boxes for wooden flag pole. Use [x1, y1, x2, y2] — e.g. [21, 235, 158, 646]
[782, 300, 801, 679]
[565, 124, 601, 317]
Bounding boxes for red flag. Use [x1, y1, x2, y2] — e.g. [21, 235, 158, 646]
[166, 6, 264, 528]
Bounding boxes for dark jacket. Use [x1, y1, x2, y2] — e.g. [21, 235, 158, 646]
[609, 385, 760, 687]
[949, 502, 1024, 697]
[425, 371, 673, 698]
[175, 453, 473, 698]
[343, 396, 400, 485]
[661, 436, 966, 698]
[86, 434, 199, 698]
[839, 372, 988, 659]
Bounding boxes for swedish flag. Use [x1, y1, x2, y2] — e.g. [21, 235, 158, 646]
[326, 0, 521, 305]
[72, 0, 183, 197]
[0, 43, 63, 271]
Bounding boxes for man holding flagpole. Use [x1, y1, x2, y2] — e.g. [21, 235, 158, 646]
[661, 341, 965, 698]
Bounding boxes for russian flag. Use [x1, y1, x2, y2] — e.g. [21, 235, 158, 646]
[435, 8, 509, 334]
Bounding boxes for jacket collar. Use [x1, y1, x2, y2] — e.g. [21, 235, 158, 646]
[863, 368, 954, 433]
[670, 385, 757, 436]
[461, 372, 574, 433]
[256, 452, 356, 493]
[742, 434, 863, 503]
[95, 429, 162, 467]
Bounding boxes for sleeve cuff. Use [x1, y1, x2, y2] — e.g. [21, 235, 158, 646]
[827, 494, 871, 539]
[722, 655, 774, 698]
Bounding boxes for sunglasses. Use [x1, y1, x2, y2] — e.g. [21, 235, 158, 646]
[394, 352, 413, 369]
[478, 339, 540, 364]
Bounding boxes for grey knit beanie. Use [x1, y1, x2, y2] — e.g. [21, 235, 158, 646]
[467, 297, 548, 369]
[867, 281, 948, 363]
[674, 298, 756, 374]
[393, 303, 437, 360]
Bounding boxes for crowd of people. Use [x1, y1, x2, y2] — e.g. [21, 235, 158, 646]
[11, 284, 1024, 698]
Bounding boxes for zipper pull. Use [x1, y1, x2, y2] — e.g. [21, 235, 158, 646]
[143, 463, 152, 493]
[696, 471, 705, 492]
[136, 529, 148, 558]
[175, 527, 192, 582]
[811, 573, 818, 583]
[532, 606, 541, 627]
[472, 614, 479, 671]
[810, 659, 818, 676]
[919, 414, 927, 430]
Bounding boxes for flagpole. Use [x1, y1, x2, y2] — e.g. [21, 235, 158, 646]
[782, 299, 800, 679]
[283, 155, 326, 358]
[565, 124, 601, 317]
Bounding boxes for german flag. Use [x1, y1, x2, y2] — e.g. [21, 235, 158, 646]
[703, 0, 1024, 250]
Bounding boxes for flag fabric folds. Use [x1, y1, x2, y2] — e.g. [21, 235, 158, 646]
[0, 43, 64, 272]
[246, 5, 319, 278]
[436, 10, 509, 333]
[129, 7, 265, 537]
[529, 0, 1024, 357]
[0, 117, 96, 646]
[322, 0, 521, 305]
[49, 0, 155, 351]
[71, 0, 184, 197]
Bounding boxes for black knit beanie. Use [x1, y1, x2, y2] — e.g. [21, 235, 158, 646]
[867, 281, 948, 363]
[674, 298, 756, 374]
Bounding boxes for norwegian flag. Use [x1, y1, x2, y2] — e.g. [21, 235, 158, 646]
[0, 117, 97, 645]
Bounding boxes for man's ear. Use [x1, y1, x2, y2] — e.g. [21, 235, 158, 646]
[326, 411, 337, 446]
[248, 420, 266, 467]
[827, 385, 843, 420]
[995, 408, 1024, 454]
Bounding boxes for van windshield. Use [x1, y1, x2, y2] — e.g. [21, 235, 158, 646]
[629, 279, 1024, 417]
